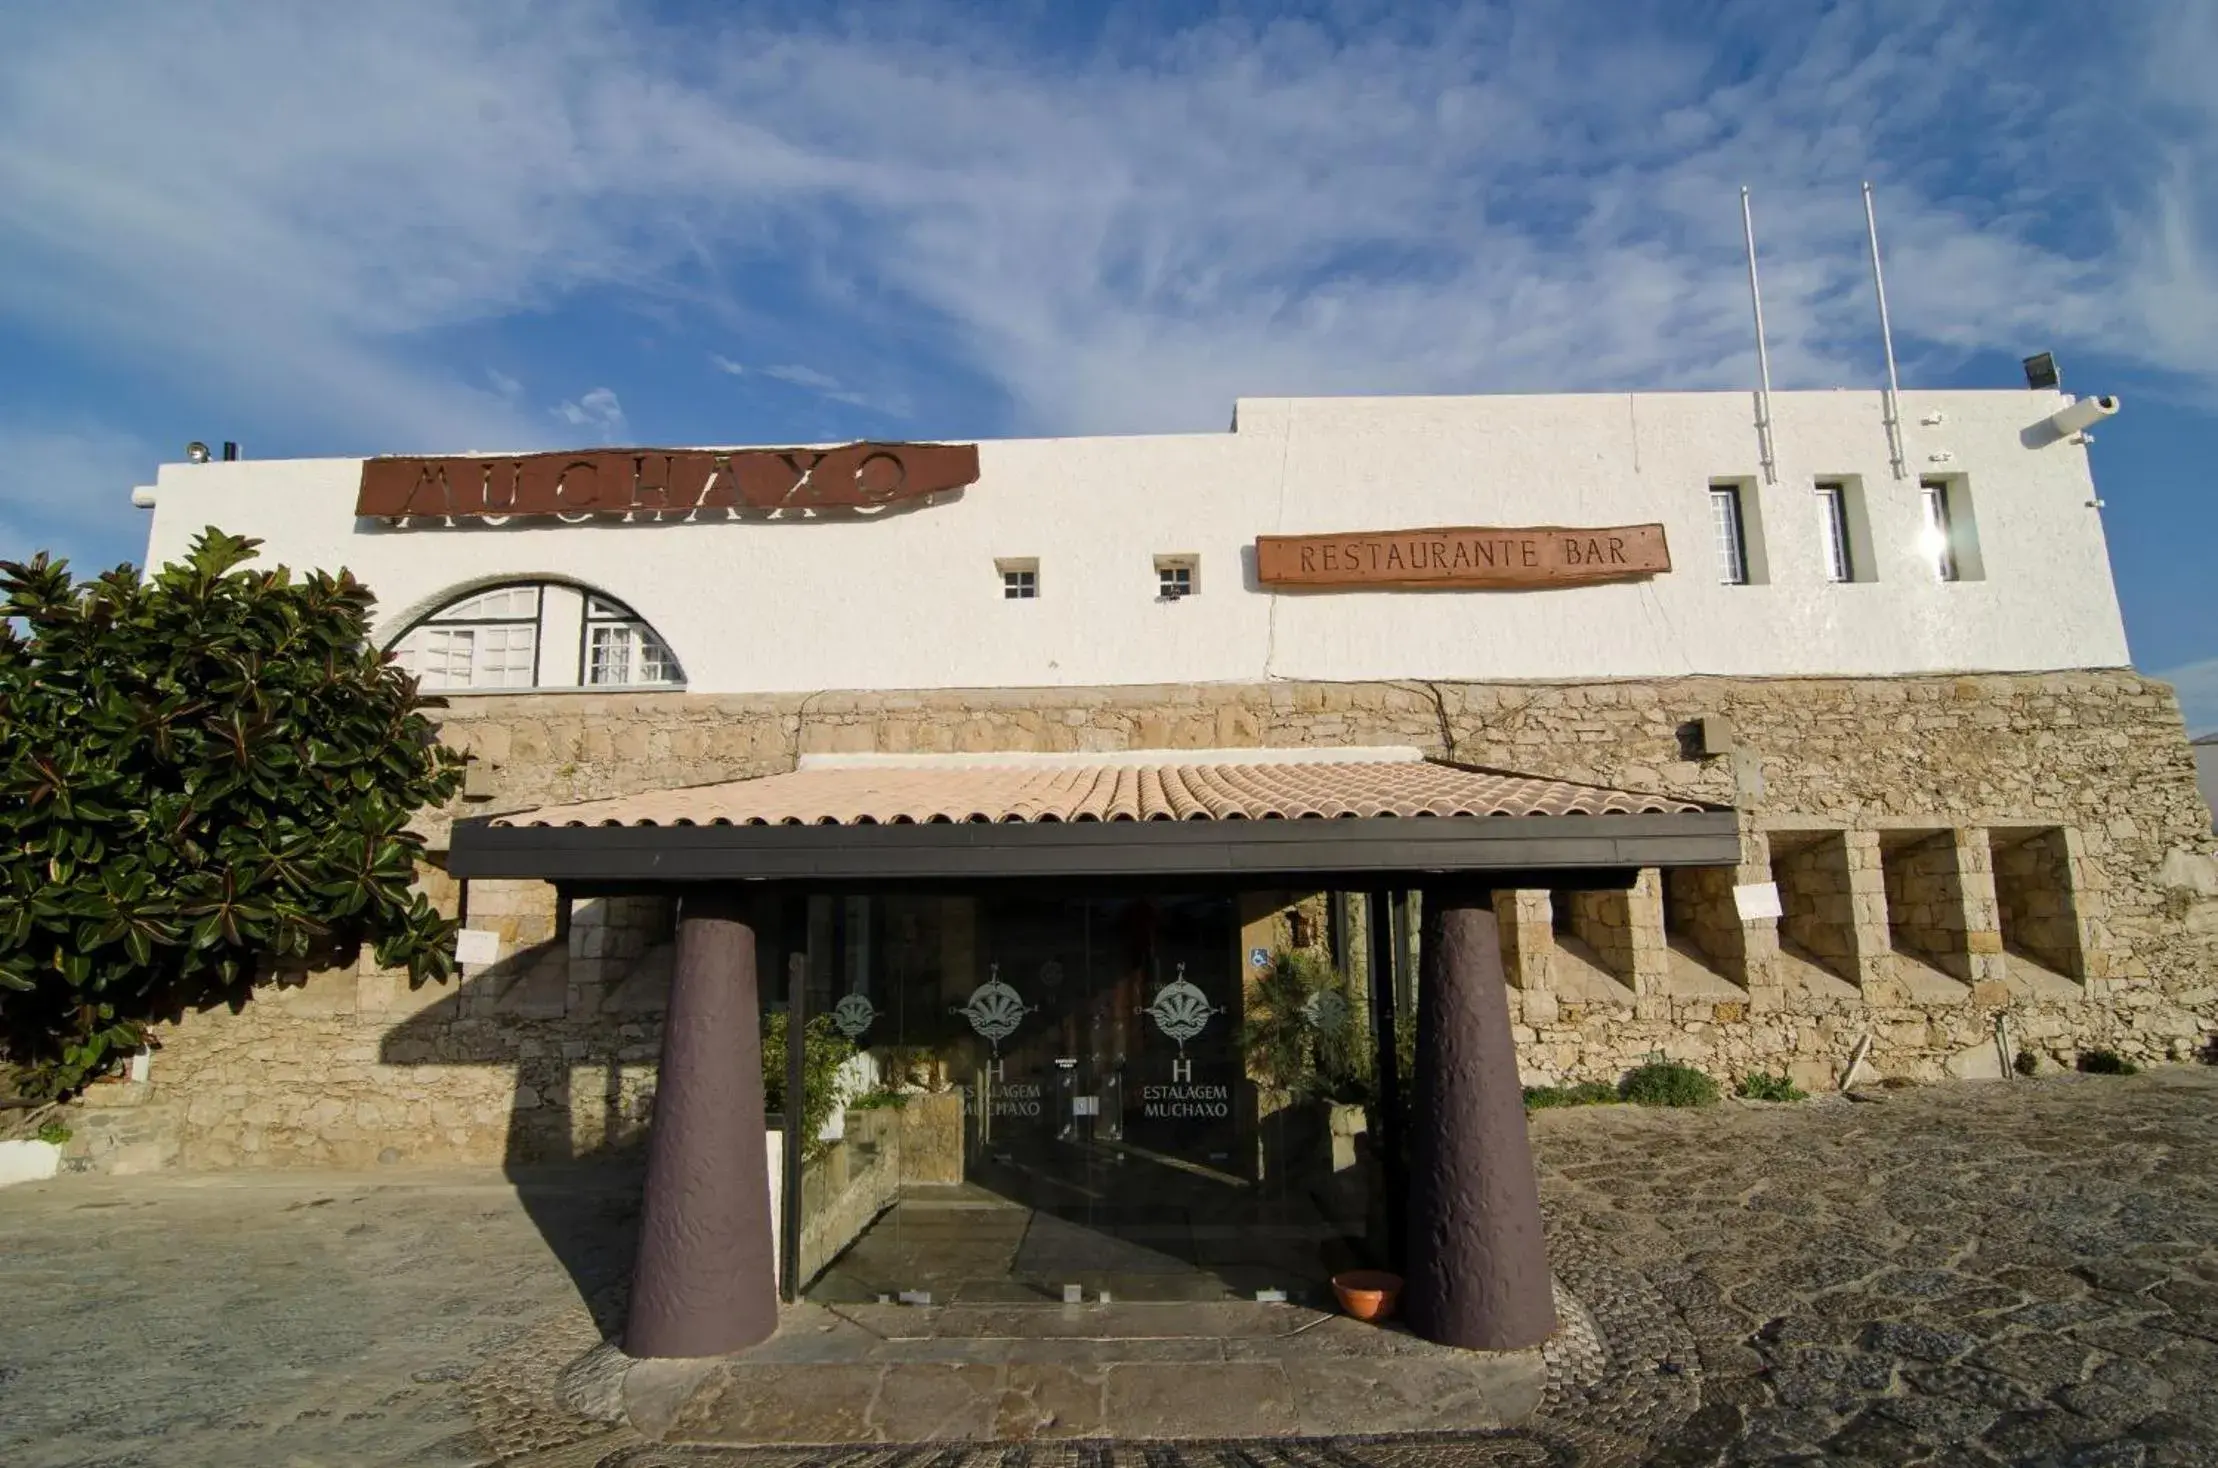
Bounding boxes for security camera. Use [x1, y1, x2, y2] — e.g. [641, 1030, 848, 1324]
[2045, 396, 2119, 436]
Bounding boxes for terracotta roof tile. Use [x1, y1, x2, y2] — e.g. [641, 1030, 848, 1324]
[489, 752, 1707, 828]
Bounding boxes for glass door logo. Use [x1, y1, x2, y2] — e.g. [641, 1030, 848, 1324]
[955, 967, 1040, 1125]
[1143, 965, 1230, 1118]
[954, 966, 1032, 1051]
[1143, 966, 1218, 1049]
[830, 992, 878, 1039]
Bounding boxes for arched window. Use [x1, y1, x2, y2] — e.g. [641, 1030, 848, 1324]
[584, 595, 681, 686]
[388, 582, 684, 691]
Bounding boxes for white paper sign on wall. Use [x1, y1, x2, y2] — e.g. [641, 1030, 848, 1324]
[454, 928, 502, 967]
[1732, 882, 1784, 922]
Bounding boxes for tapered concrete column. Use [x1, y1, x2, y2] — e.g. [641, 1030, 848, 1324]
[626, 889, 779, 1359]
[1405, 883, 1557, 1352]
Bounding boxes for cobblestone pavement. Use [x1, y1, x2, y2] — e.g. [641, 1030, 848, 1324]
[3, 1067, 2213, 1466]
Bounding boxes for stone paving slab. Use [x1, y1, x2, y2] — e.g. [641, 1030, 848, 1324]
[0, 1167, 643, 1468]
[4, 1067, 2216, 1466]
[631, 1354, 1542, 1444]
[827, 1299, 1336, 1341]
[619, 1300, 1546, 1443]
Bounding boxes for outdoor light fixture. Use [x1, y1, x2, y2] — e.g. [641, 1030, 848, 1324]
[2022, 352, 2060, 391]
[184, 440, 211, 463]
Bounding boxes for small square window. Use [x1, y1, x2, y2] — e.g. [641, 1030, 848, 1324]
[1003, 569, 1037, 600]
[1154, 554, 1198, 600]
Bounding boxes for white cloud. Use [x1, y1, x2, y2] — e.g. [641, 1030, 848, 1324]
[0, 2, 2211, 449]
[487, 367, 525, 401]
[763, 363, 842, 392]
[709, 354, 746, 376]
[553, 386, 627, 442]
[760, 363, 908, 418]
[2157, 658, 2218, 738]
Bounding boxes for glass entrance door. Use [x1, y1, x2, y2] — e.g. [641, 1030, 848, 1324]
[950, 895, 1250, 1298]
[795, 889, 1372, 1306]
[960, 896, 1099, 1226]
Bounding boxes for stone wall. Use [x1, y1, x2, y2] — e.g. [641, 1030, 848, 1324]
[1664, 866, 1749, 984]
[71, 669, 2218, 1169]
[1561, 885, 1645, 988]
[1771, 831, 1859, 982]
[1993, 827, 2089, 978]
[68, 879, 669, 1171]
[1881, 830, 1975, 982]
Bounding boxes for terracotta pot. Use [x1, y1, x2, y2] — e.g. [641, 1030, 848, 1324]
[1331, 1269, 1403, 1322]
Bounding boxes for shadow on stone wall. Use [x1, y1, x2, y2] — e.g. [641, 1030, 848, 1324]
[377, 932, 667, 1342]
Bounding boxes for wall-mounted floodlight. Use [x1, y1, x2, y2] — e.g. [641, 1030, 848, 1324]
[184, 441, 211, 463]
[2022, 352, 2060, 391]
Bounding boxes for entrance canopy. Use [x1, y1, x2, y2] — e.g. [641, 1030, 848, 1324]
[446, 747, 1741, 1359]
[447, 747, 1737, 884]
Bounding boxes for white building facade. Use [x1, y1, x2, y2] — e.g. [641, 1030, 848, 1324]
[79, 386, 2216, 1186]
[139, 389, 2129, 695]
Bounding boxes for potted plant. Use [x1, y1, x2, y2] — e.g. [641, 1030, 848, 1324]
[1242, 949, 1369, 1177]
[761, 1013, 856, 1163]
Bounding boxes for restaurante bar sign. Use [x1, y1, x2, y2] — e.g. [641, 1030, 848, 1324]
[1254, 523, 1670, 590]
[355, 442, 981, 520]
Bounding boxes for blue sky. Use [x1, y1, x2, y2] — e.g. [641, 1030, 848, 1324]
[1, 1, 2213, 730]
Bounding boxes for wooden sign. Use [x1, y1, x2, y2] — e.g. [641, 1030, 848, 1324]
[356, 442, 981, 520]
[1255, 523, 1670, 590]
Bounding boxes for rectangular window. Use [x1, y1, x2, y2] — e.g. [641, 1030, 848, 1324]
[586, 624, 675, 687]
[424, 628, 475, 689]
[410, 624, 536, 690]
[1710, 485, 1748, 585]
[588, 625, 632, 686]
[477, 624, 537, 687]
[637, 636, 672, 685]
[1816, 481, 1854, 583]
[1920, 479, 1959, 582]
[580, 597, 681, 686]
[1154, 554, 1199, 600]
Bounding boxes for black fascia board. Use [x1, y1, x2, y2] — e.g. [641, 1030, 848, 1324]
[446, 810, 1741, 884]
[533, 868, 1647, 901]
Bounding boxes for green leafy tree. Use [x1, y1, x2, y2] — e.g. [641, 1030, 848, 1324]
[0, 529, 463, 1100]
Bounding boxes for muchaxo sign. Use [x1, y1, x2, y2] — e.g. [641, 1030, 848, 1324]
[1255, 523, 1670, 590]
[355, 442, 981, 520]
